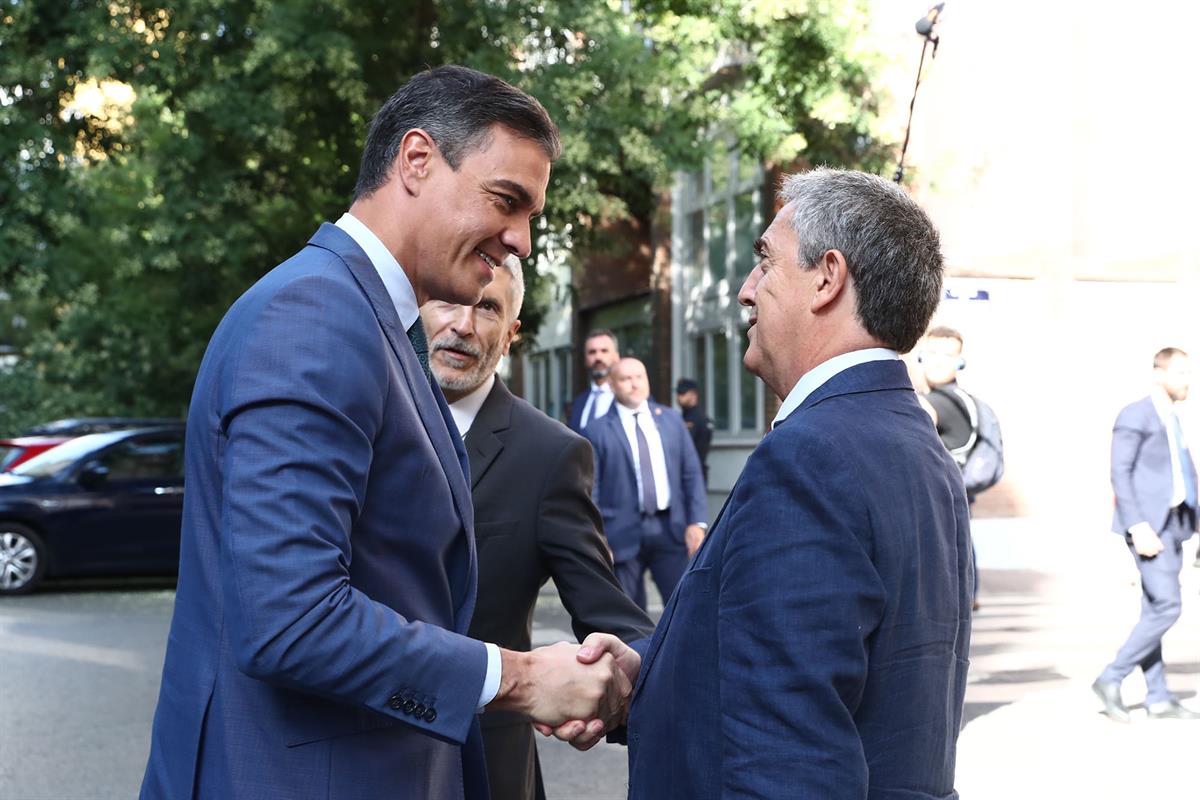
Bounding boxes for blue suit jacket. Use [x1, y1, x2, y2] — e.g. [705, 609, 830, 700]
[584, 401, 706, 562]
[627, 360, 973, 799]
[568, 388, 591, 432]
[141, 224, 491, 800]
[1111, 395, 1197, 535]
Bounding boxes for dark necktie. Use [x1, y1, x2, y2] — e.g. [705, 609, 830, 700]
[1170, 411, 1198, 507]
[406, 318, 432, 385]
[633, 411, 659, 513]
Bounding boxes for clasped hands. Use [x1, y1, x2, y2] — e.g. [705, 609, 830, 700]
[489, 633, 640, 751]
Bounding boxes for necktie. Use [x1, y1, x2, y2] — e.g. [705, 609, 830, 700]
[406, 318, 432, 385]
[585, 388, 602, 427]
[633, 412, 659, 513]
[1170, 411, 1198, 507]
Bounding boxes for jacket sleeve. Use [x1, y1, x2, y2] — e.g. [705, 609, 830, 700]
[218, 272, 486, 745]
[716, 428, 885, 796]
[536, 434, 656, 644]
[1111, 403, 1152, 533]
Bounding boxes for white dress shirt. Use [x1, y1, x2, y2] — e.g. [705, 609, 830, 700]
[773, 348, 900, 428]
[1150, 386, 1192, 508]
[579, 382, 615, 428]
[335, 212, 500, 711]
[615, 401, 672, 512]
[447, 374, 496, 439]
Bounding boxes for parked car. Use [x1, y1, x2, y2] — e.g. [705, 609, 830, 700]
[0, 427, 185, 595]
[0, 436, 72, 472]
[20, 417, 184, 437]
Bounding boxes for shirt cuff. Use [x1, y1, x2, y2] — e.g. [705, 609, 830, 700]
[476, 642, 502, 711]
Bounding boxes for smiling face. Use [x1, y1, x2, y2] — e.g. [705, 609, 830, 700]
[409, 125, 550, 307]
[422, 264, 522, 403]
[736, 202, 818, 398]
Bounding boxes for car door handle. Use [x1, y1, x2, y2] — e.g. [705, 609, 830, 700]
[153, 486, 183, 496]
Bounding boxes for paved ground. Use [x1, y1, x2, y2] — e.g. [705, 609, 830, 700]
[1, 519, 1197, 799]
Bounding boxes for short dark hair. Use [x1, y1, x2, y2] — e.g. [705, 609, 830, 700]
[926, 325, 963, 347]
[354, 65, 561, 200]
[1154, 347, 1188, 369]
[584, 329, 619, 350]
[781, 168, 944, 354]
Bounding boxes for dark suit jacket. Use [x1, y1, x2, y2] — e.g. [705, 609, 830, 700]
[568, 388, 590, 432]
[465, 378, 654, 800]
[627, 360, 973, 799]
[1111, 395, 1199, 535]
[142, 224, 489, 800]
[584, 401, 707, 563]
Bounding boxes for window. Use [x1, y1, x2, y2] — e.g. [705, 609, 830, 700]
[99, 436, 184, 481]
[675, 144, 765, 437]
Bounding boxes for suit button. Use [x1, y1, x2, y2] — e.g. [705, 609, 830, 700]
[389, 694, 403, 710]
[423, 707, 438, 723]
[413, 703, 426, 718]
[402, 698, 417, 715]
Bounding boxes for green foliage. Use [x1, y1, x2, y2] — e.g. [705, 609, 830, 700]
[0, 0, 890, 434]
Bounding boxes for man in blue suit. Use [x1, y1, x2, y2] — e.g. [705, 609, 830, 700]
[140, 66, 632, 800]
[584, 357, 707, 610]
[1093, 347, 1200, 721]
[568, 330, 620, 432]
[573, 169, 972, 797]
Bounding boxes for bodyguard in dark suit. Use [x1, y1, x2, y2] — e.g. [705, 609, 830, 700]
[567, 330, 620, 432]
[572, 169, 972, 797]
[1094, 347, 1200, 721]
[141, 67, 632, 800]
[585, 358, 708, 610]
[421, 259, 655, 800]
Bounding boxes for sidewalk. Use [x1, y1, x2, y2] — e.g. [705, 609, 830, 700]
[958, 518, 1200, 798]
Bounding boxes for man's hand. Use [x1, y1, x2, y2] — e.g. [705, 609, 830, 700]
[1129, 522, 1164, 558]
[685, 524, 706, 557]
[533, 633, 642, 751]
[489, 642, 631, 732]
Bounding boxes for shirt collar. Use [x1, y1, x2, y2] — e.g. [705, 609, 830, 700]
[616, 400, 650, 421]
[592, 382, 613, 396]
[446, 373, 496, 438]
[773, 348, 899, 428]
[335, 212, 419, 330]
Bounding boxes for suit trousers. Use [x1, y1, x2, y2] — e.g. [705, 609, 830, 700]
[1100, 506, 1194, 704]
[614, 512, 688, 610]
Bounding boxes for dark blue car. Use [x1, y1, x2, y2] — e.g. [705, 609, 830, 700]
[0, 427, 184, 595]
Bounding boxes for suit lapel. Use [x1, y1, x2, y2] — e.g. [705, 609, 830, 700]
[464, 378, 513, 490]
[307, 223, 478, 629]
[634, 488, 735, 697]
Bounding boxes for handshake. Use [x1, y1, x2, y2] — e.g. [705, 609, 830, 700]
[488, 633, 640, 751]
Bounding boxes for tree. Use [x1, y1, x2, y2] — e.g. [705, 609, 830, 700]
[0, 0, 889, 434]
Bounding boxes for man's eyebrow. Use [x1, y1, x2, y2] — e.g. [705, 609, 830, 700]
[487, 179, 543, 216]
[753, 237, 770, 259]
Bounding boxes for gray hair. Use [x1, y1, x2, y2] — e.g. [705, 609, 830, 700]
[499, 255, 526, 320]
[354, 65, 561, 200]
[781, 168, 944, 354]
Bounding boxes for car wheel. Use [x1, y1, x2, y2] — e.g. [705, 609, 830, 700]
[0, 523, 47, 596]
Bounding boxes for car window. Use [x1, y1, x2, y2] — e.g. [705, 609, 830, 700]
[0, 446, 18, 471]
[99, 437, 184, 481]
[12, 431, 130, 478]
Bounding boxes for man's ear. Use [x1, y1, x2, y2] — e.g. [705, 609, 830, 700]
[396, 128, 437, 196]
[810, 249, 850, 313]
[501, 319, 522, 357]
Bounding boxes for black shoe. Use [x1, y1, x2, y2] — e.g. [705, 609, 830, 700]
[1146, 700, 1200, 720]
[1092, 679, 1130, 722]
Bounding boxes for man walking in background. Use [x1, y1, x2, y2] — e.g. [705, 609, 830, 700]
[585, 357, 707, 610]
[569, 330, 620, 432]
[421, 257, 654, 800]
[1094, 347, 1200, 721]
